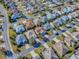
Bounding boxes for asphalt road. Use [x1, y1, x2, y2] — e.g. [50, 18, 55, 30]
[0, 4, 17, 59]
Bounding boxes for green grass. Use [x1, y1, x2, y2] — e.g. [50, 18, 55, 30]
[56, 34, 65, 41]
[69, 28, 77, 33]
[47, 41, 52, 46]
[0, 51, 6, 59]
[0, 13, 3, 18]
[9, 29, 16, 39]
[0, 20, 2, 23]
[9, 29, 27, 53]
[35, 46, 45, 54]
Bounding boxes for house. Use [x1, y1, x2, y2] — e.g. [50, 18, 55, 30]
[43, 23, 53, 30]
[40, 16, 48, 23]
[51, 13, 57, 19]
[60, 18, 65, 24]
[56, 16, 69, 26]
[52, 0, 60, 3]
[53, 10, 60, 17]
[5, 0, 11, 4]
[64, 36, 72, 47]
[71, 5, 78, 10]
[39, 5, 45, 11]
[52, 41, 69, 57]
[51, 48, 59, 59]
[63, 7, 68, 14]
[16, 34, 28, 46]
[57, 17, 66, 25]
[68, 14, 73, 20]
[52, 41, 63, 57]
[25, 29, 37, 40]
[63, 53, 71, 59]
[75, 48, 79, 59]
[70, 12, 78, 18]
[46, 12, 56, 20]
[33, 18, 41, 26]
[22, 20, 34, 29]
[42, 48, 58, 59]
[7, 2, 17, 9]
[11, 11, 24, 21]
[63, 44, 69, 55]
[54, 10, 62, 16]
[26, 3, 34, 12]
[71, 32, 79, 41]
[46, 12, 52, 20]
[76, 34, 79, 40]
[55, 18, 63, 26]
[76, 10, 79, 16]
[42, 48, 52, 59]
[35, 27, 46, 36]
[14, 25, 25, 33]
[63, 7, 73, 14]
[61, 16, 69, 22]
[25, 29, 37, 44]
[5, 50, 13, 57]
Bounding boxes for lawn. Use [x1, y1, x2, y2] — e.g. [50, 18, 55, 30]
[47, 41, 54, 47]
[0, 53, 6, 59]
[9, 29, 16, 39]
[35, 45, 45, 54]
[9, 29, 26, 53]
[56, 34, 65, 41]
[12, 44, 26, 53]
[0, 20, 2, 23]
[69, 28, 77, 33]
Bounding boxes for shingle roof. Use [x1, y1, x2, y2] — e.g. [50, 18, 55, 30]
[16, 34, 28, 46]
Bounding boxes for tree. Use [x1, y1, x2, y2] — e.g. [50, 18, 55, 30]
[18, 56, 28, 59]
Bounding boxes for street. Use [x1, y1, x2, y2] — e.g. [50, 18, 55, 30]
[0, 4, 17, 59]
